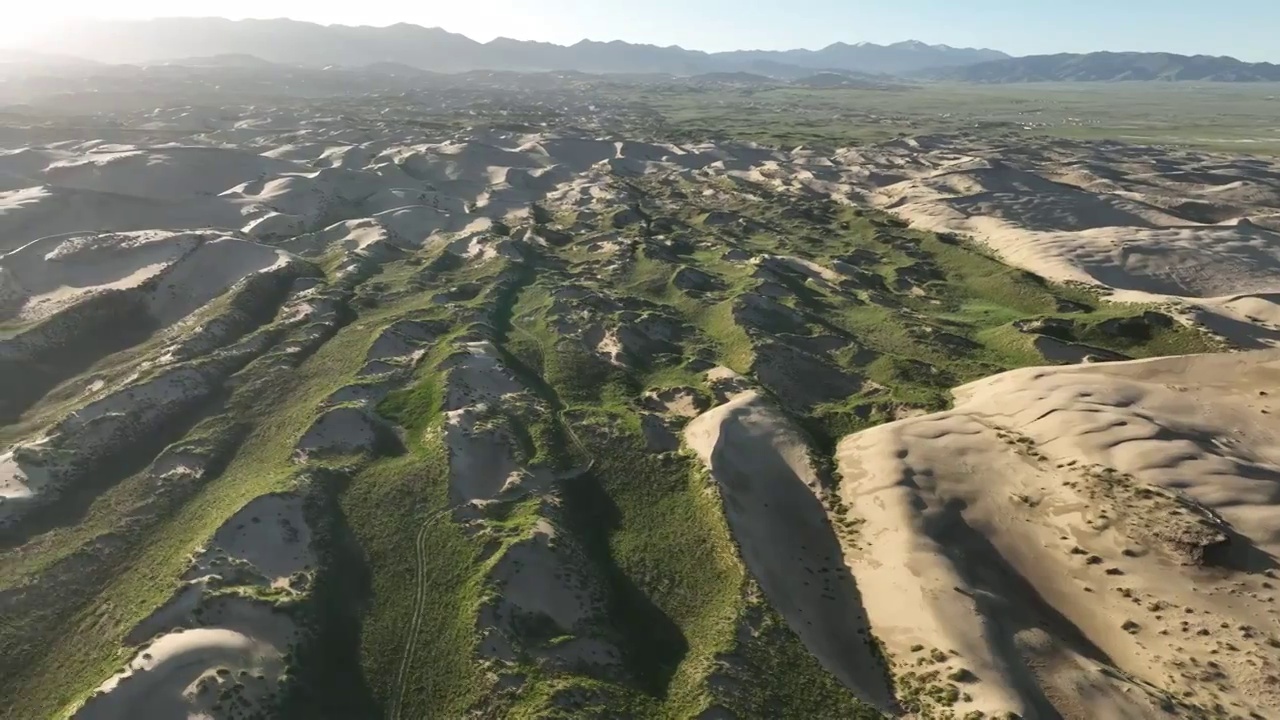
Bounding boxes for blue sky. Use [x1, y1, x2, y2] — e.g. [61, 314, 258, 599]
[7, 1, 1280, 61]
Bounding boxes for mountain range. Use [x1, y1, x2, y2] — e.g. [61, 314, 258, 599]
[921, 51, 1280, 82]
[12, 18, 1280, 83]
[26, 17, 1006, 76]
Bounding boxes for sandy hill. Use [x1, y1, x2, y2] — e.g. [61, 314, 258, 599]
[835, 350, 1280, 718]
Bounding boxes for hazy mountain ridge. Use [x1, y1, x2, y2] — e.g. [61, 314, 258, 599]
[28, 17, 1006, 76]
[715, 40, 1008, 75]
[923, 51, 1280, 82]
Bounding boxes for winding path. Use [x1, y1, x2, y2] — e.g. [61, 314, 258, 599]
[388, 506, 451, 720]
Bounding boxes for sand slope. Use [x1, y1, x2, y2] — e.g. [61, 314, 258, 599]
[685, 390, 896, 711]
[75, 599, 298, 720]
[836, 350, 1280, 718]
[1, 230, 295, 323]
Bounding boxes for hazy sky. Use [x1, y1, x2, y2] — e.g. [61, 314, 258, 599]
[6, 1, 1280, 61]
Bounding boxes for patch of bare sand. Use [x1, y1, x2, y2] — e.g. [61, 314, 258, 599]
[75, 598, 298, 720]
[294, 405, 392, 460]
[836, 350, 1280, 718]
[444, 405, 535, 503]
[1, 230, 296, 324]
[0, 447, 49, 528]
[185, 493, 314, 591]
[684, 390, 896, 712]
[704, 365, 753, 404]
[440, 341, 549, 504]
[440, 341, 524, 412]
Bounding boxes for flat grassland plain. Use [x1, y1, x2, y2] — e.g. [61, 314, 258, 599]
[1, 67, 1278, 720]
[646, 81, 1280, 154]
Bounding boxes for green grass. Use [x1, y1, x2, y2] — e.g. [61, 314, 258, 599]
[494, 236, 879, 712]
[638, 82, 1280, 156]
[603, 189, 1224, 455]
[718, 592, 885, 719]
[338, 437, 488, 718]
[0, 250, 485, 718]
[560, 414, 743, 714]
[377, 374, 444, 436]
[1, 307, 374, 718]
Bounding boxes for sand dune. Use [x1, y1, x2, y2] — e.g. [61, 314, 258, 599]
[3, 74, 1280, 720]
[836, 350, 1280, 718]
[851, 138, 1280, 347]
[185, 493, 313, 589]
[0, 185, 244, 254]
[42, 146, 306, 202]
[440, 341, 547, 503]
[0, 447, 50, 526]
[76, 597, 298, 720]
[76, 489, 313, 719]
[2, 230, 294, 323]
[686, 390, 896, 711]
[476, 516, 620, 668]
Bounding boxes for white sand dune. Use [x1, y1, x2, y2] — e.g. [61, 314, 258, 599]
[361, 187, 468, 215]
[242, 211, 308, 240]
[186, 493, 314, 589]
[144, 236, 295, 324]
[836, 350, 1280, 718]
[0, 148, 71, 190]
[0, 447, 50, 527]
[66, 366, 214, 430]
[2, 230, 294, 323]
[445, 405, 530, 503]
[43, 146, 306, 202]
[77, 483, 317, 718]
[0, 185, 244, 254]
[76, 599, 297, 720]
[441, 342, 525, 412]
[294, 406, 388, 459]
[476, 516, 620, 668]
[685, 390, 896, 711]
[440, 341, 546, 503]
[4, 230, 201, 303]
[282, 218, 399, 259]
[374, 205, 473, 246]
[361, 319, 440, 367]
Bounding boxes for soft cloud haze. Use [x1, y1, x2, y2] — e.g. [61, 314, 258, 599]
[6, 1, 1279, 61]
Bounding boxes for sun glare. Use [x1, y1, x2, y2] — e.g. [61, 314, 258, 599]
[0, 9, 65, 47]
